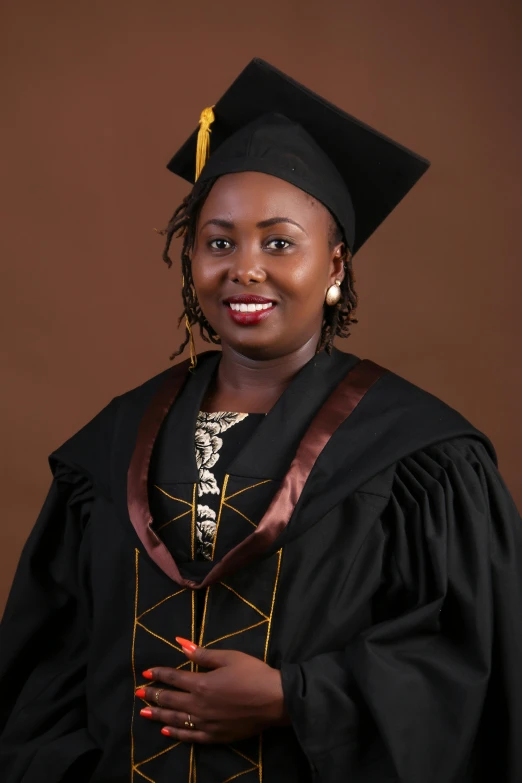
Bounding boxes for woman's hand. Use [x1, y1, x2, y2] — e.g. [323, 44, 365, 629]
[135, 638, 290, 744]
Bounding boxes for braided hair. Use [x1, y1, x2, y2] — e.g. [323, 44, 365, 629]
[158, 178, 358, 359]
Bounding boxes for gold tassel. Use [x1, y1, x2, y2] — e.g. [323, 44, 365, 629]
[195, 106, 215, 181]
[182, 106, 215, 368]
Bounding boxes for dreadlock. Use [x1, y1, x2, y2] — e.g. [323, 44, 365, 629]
[317, 219, 358, 354]
[158, 180, 358, 359]
[157, 178, 219, 360]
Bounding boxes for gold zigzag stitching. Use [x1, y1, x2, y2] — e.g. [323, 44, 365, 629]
[198, 586, 211, 647]
[157, 508, 191, 533]
[211, 474, 229, 560]
[153, 485, 193, 533]
[153, 478, 271, 549]
[189, 744, 195, 783]
[200, 548, 283, 783]
[132, 534, 283, 782]
[230, 747, 259, 767]
[205, 619, 268, 648]
[224, 479, 272, 503]
[219, 582, 269, 620]
[212, 476, 272, 559]
[134, 767, 156, 783]
[264, 550, 282, 663]
[135, 740, 182, 769]
[133, 552, 193, 783]
[191, 484, 197, 561]
[222, 502, 257, 528]
[153, 486, 193, 506]
[137, 588, 187, 620]
[220, 768, 258, 783]
[136, 621, 185, 652]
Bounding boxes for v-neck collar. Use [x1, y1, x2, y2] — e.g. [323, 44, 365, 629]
[151, 348, 360, 484]
[127, 350, 386, 587]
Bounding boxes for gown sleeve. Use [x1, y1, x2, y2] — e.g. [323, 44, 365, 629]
[0, 465, 100, 783]
[281, 437, 522, 783]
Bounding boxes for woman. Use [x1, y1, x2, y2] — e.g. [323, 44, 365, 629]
[1, 58, 521, 783]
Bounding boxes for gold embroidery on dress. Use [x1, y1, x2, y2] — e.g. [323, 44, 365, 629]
[231, 747, 258, 767]
[224, 480, 272, 502]
[133, 468, 283, 782]
[135, 767, 156, 782]
[211, 474, 229, 560]
[221, 769, 258, 782]
[198, 586, 211, 647]
[191, 484, 197, 560]
[264, 550, 283, 663]
[137, 588, 187, 620]
[205, 619, 268, 648]
[153, 487, 193, 506]
[135, 622, 186, 652]
[211, 475, 273, 560]
[153, 487, 193, 532]
[132, 550, 196, 782]
[220, 582, 270, 620]
[134, 739, 186, 782]
[194, 549, 283, 782]
[222, 504, 257, 528]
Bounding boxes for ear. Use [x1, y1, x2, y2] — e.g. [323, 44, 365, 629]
[328, 242, 346, 285]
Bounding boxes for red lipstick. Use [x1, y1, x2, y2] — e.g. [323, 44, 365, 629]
[223, 294, 276, 326]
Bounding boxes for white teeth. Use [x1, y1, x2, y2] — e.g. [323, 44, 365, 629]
[229, 302, 273, 312]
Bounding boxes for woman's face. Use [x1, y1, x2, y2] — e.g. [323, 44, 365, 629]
[191, 171, 344, 360]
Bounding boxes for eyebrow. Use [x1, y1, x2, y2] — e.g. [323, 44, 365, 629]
[256, 217, 306, 232]
[201, 218, 235, 230]
[200, 216, 307, 233]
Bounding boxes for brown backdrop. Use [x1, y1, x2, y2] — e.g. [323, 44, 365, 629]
[1, 0, 521, 612]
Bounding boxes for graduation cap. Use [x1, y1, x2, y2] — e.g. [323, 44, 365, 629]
[167, 58, 430, 254]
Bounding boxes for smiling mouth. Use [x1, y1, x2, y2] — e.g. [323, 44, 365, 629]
[228, 301, 273, 312]
[223, 296, 277, 325]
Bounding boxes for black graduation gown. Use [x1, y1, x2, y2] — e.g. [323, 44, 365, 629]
[1, 349, 521, 783]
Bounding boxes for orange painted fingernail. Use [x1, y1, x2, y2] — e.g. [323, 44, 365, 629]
[140, 708, 153, 717]
[142, 670, 154, 680]
[135, 688, 147, 699]
[161, 727, 171, 736]
[175, 636, 197, 653]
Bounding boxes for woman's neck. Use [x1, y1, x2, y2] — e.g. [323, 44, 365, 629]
[202, 337, 320, 414]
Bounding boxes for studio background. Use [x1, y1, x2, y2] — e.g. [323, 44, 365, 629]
[1, 0, 521, 612]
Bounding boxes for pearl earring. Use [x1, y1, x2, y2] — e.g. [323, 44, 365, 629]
[325, 280, 342, 306]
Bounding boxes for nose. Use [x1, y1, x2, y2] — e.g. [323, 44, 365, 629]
[227, 251, 267, 286]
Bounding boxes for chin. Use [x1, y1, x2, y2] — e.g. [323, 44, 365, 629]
[226, 338, 281, 360]
[221, 331, 319, 362]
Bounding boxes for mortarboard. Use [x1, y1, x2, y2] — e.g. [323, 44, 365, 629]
[167, 58, 430, 254]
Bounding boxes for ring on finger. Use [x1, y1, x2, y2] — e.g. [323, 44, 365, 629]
[184, 713, 196, 729]
[154, 688, 165, 706]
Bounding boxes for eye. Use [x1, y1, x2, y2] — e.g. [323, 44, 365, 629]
[265, 238, 293, 251]
[208, 238, 233, 251]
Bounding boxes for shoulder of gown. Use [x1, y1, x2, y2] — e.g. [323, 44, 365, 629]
[49, 351, 500, 510]
[379, 434, 520, 609]
[47, 351, 223, 493]
[48, 363, 182, 493]
[340, 435, 522, 782]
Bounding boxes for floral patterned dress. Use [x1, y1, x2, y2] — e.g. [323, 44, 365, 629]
[194, 411, 264, 560]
